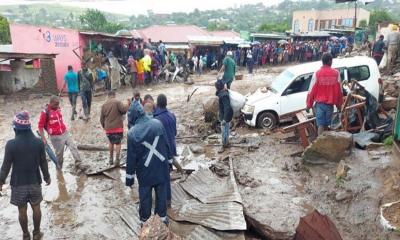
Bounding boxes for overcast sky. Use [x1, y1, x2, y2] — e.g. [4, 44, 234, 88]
[0, 0, 284, 15]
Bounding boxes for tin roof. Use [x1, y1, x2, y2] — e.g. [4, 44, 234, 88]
[180, 167, 242, 204]
[210, 30, 240, 38]
[79, 31, 134, 39]
[170, 181, 246, 231]
[0, 51, 57, 59]
[138, 25, 210, 43]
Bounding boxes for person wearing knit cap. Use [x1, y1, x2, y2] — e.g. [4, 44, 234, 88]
[0, 111, 51, 240]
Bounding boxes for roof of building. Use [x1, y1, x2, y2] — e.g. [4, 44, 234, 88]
[79, 31, 135, 39]
[291, 31, 332, 38]
[138, 25, 210, 43]
[209, 30, 240, 38]
[251, 33, 289, 39]
[0, 51, 57, 59]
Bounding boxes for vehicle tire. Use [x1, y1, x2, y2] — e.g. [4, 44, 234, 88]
[257, 111, 277, 129]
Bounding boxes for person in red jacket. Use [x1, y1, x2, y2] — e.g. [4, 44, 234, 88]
[38, 96, 83, 171]
[306, 53, 343, 135]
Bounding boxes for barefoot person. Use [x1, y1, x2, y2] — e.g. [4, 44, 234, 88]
[0, 111, 51, 240]
[100, 90, 130, 165]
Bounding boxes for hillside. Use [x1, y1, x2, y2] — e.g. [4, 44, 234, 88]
[0, 3, 127, 29]
[0, 0, 399, 32]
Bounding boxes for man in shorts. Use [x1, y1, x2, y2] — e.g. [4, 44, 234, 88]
[100, 90, 130, 165]
[0, 111, 51, 240]
[306, 53, 343, 135]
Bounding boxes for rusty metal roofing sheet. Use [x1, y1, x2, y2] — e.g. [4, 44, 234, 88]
[180, 160, 242, 204]
[169, 183, 246, 231]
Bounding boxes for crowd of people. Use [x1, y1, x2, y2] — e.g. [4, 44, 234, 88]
[85, 35, 356, 90]
[229, 38, 353, 73]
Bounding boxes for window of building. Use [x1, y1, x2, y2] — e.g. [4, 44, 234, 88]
[293, 20, 300, 33]
[343, 18, 354, 27]
[308, 19, 314, 32]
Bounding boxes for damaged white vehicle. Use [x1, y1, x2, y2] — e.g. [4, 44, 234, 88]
[242, 56, 383, 129]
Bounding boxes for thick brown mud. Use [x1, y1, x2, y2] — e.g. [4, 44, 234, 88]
[0, 67, 399, 240]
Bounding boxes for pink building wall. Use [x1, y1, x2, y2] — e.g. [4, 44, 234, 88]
[10, 23, 84, 90]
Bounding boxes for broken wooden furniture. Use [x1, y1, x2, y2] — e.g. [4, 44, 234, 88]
[280, 110, 317, 148]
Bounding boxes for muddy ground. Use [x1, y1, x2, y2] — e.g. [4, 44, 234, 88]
[0, 65, 399, 240]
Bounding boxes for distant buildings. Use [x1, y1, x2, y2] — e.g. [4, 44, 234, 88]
[292, 8, 370, 33]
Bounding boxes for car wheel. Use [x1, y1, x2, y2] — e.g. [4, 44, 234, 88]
[257, 112, 277, 129]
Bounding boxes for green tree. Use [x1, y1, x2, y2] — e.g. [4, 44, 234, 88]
[369, 9, 393, 35]
[258, 22, 290, 33]
[80, 9, 108, 31]
[79, 9, 124, 33]
[359, 19, 367, 28]
[0, 15, 11, 44]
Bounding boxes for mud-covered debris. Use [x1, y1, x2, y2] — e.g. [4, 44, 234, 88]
[189, 145, 205, 154]
[336, 160, 350, 179]
[139, 215, 181, 240]
[202, 96, 219, 122]
[210, 162, 229, 177]
[382, 97, 398, 111]
[234, 171, 261, 188]
[335, 190, 353, 202]
[382, 201, 400, 230]
[302, 131, 352, 164]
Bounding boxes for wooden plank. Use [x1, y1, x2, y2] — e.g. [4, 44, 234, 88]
[295, 112, 307, 122]
[281, 117, 316, 132]
[78, 144, 108, 151]
[85, 160, 126, 175]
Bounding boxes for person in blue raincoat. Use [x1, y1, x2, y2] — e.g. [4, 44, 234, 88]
[125, 101, 172, 225]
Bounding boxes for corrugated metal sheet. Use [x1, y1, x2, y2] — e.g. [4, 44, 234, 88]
[170, 220, 245, 240]
[170, 183, 246, 231]
[180, 161, 242, 204]
[170, 198, 246, 231]
[185, 225, 223, 240]
[117, 205, 141, 237]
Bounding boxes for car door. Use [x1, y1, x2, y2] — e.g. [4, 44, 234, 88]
[280, 73, 313, 115]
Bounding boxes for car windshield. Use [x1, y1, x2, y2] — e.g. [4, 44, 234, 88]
[270, 70, 294, 93]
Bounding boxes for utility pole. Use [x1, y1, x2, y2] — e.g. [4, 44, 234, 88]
[354, 0, 357, 30]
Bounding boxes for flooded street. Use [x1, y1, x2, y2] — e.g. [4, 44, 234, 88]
[1, 66, 399, 240]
